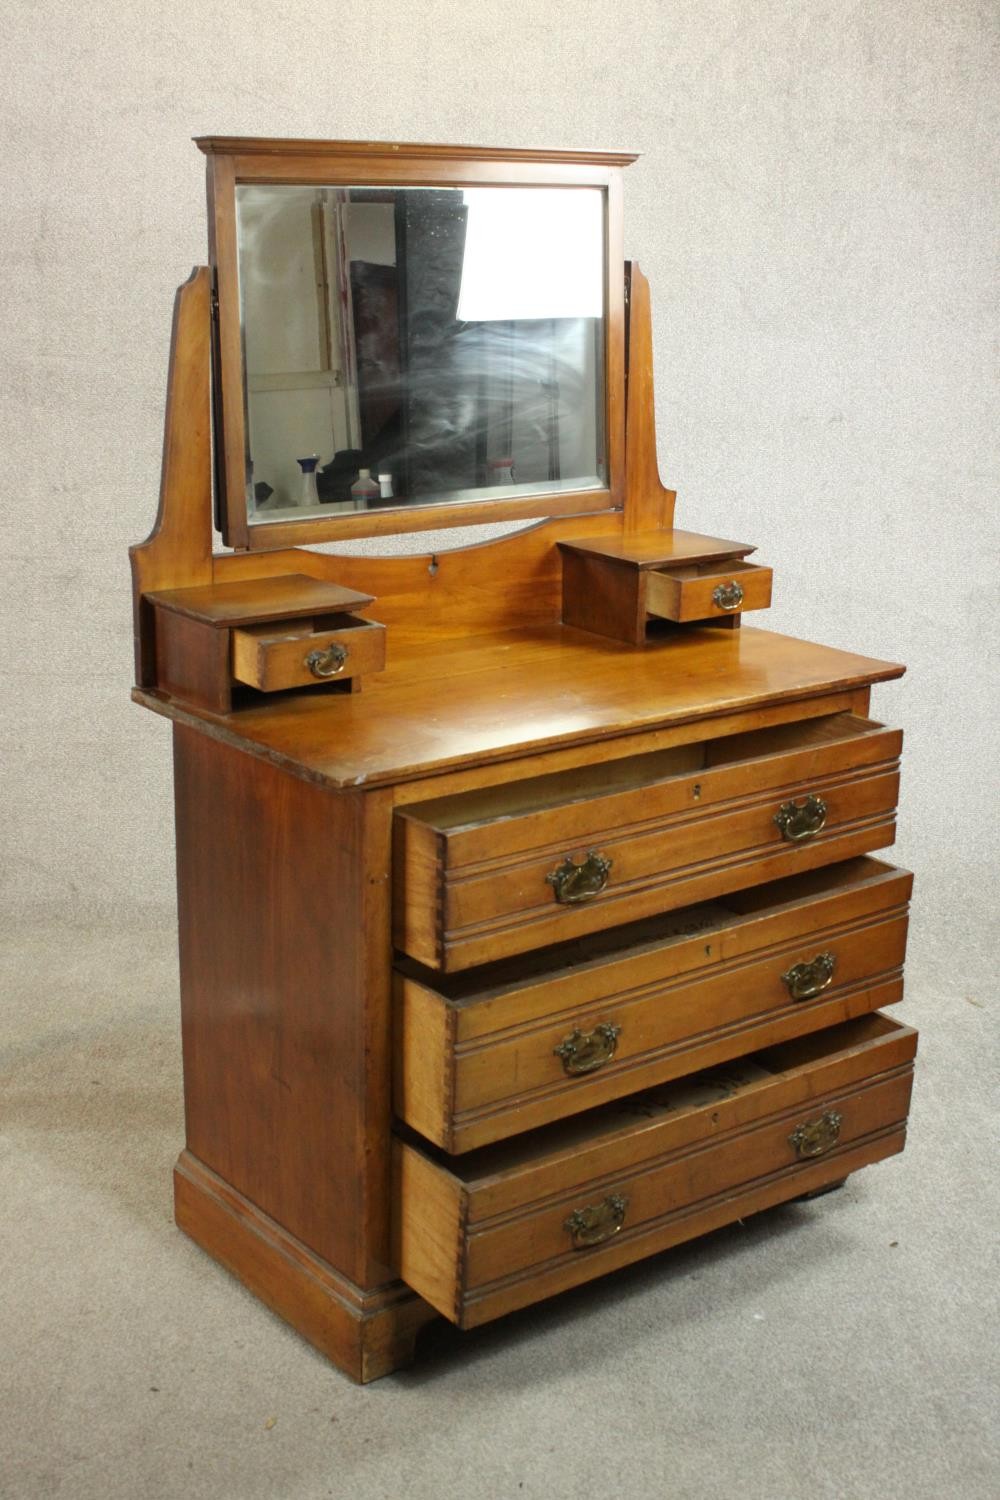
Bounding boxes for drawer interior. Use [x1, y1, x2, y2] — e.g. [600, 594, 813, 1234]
[404, 712, 889, 831]
[650, 559, 766, 584]
[233, 611, 379, 648]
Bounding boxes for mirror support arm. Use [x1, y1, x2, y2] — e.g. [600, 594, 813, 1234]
[623, 261, 676, 534]
[129, 266, 214, 686]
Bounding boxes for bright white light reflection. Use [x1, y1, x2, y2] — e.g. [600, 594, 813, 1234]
[457, 188, 604, 323]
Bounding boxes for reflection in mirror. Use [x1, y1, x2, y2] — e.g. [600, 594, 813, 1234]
[236, 185, 607, 523]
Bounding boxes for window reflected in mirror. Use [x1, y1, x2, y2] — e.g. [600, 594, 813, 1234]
[235, 184, 607, 523]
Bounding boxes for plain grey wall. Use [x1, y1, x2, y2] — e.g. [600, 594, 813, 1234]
[2, 0, 996, 1000]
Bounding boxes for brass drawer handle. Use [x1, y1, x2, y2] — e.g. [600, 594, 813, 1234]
[789, 1110, 842, 1159]
[781, 951, 837, 1001]
[305, 643, 349, 678]
[774, 794, 828, 842]
[554, 1022, 622, 1076]
[712, 579, 744, 611]
[564, 1193, 628, 1250]
[546, 849, 612, 904]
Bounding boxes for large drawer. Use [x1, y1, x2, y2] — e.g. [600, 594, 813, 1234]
[393, 713, 902, 971]
[393, 1013, 917, 1328]
[395, 857, 912, 1151]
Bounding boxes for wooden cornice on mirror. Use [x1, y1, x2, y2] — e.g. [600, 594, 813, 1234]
[195, 138, 639, 167]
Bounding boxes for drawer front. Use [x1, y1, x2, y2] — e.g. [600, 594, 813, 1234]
[232, 616, 385, 692]
[646, 560, 773, 623]
[393, 1014, 917, 1328]
[395, 859, 913, 1151]
[394, 714, 903, 971]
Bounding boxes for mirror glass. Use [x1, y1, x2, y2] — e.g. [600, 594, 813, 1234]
[235, 184, 607, 523]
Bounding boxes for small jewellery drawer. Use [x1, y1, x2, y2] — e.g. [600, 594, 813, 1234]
[232, 614, 386, 692]
[393, 1013, 917, 1328]
[645, 560, 773, 623]
[393, 712, 903, 971]
[395, 857, 912, 1151]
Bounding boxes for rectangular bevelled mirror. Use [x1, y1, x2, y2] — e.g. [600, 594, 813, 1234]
[200, 140, 630, 550]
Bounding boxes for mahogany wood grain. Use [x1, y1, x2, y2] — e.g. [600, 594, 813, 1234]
[227, 154, 622, 189]
[604, 178, 626, 518]
[465, 1074, 911, 1287]
[148, 574, 374, 626]
[131, 197, 916, 1378]
[154, 610, 231, 714]
[207, 150, 249, 550]
[244, 491, 621, 550]
[394, 1014, 917, 1327]
[175, 1152, 437, 1382]
[559, 533, 765, 642]
[394, 857, 913, 1150]
[214, 512, 622, 639]
[232, 617, 386, 693]
[388, 691, 861, 808]
[391, 1145, 466, 1325]
[559, 547, 646, 642]
[559, 530, 757, 568]
[135, 625, 905, 792]
[623, 263, 677, 533]
[466, 1131, 906, 1327]
[645, 560, 774, 623]
[426, 858, 911, 1036]
[394, 715, 902, 970]
[393, 980, 455, 1152]
[457, 1014, 914, 1216]
[173, 725, 397, 1288]
[398, 714, 898, 858]
[196, 138, 639, 168]
[129, 268, 213, 685]
[416, 770, 900, 972]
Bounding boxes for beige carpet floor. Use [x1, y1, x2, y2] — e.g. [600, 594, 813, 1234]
[1, 921, 997, 1500]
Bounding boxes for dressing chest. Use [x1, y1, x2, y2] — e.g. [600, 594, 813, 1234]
[131, 138, 915, 1381]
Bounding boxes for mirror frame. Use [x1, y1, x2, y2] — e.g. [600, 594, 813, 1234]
[197, 137, 634, 552]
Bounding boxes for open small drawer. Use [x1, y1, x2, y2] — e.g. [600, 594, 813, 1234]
[558, 530, 773, 643]
[646, 559, 773, 623]
[145, 573, 384, 712]
[232, 614, 385, 692]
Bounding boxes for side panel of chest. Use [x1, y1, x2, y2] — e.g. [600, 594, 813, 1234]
[172, 724, 395, 1288]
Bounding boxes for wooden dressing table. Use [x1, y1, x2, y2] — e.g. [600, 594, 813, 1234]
[130, 139, 915, 1381]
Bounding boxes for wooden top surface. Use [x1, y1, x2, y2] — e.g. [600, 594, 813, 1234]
[557, 529, 756, 569]
[133, 623, 905, 791]
[146, 573, 375, 626]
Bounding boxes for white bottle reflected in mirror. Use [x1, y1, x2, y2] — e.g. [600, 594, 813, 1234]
[295, 455, 320, 508]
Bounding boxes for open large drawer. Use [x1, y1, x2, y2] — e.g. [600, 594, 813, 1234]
[395, 857, 912, 1151]
[393, 1013, 917, 1328]
[393, 713, 903, 971]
